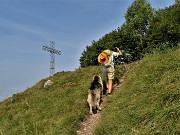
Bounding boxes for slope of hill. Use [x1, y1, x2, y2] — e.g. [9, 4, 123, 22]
[0, 67, 92, 134]
[0, 65, 125, 135]
[94, 48, 180, 135]
[0, 48, 179, 135]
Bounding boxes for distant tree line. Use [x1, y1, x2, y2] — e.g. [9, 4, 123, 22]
[79, 0, 180, 67]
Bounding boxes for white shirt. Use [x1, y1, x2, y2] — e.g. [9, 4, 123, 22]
[104, 51, 119, 67]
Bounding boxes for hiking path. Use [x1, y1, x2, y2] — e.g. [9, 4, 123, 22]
[76, 76, 125, 135]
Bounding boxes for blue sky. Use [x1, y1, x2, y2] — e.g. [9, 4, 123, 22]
[0, 0, 175, 101]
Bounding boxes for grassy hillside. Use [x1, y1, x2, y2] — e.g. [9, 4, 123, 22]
[0, 48, 179, 135]
[94, 48, 180, 135]
[0, 65, 125, 135]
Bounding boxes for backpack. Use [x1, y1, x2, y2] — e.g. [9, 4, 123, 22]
[98, 50, 112, 66]
[103, 49, 112, 56]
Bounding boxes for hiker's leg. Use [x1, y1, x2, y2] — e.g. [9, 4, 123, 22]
[106, 66, 115, 95]
[106, 81, 109, 89]
[108, 70, 115, 94]
[108, 79, 113, 94]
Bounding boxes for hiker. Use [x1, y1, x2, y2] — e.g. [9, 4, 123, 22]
[98, 47, 123, 95]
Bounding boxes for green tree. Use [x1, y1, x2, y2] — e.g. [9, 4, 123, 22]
[79, 30, 124, 67]
[79, 0, 178, 67]
[145, 2, 180, 52]
[123, 0, 154, 60]
[175, 0, 180, 3]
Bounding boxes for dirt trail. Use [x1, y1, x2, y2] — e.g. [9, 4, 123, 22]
[76, 95, 107, 135]
[76, 76, 125, 135]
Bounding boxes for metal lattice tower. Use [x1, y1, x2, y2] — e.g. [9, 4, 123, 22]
[43, 41, 61, 76]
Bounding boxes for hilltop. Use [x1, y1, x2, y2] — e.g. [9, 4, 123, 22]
[0, 47, 179, 135]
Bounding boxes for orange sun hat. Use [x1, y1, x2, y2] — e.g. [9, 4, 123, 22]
[98, 52, 109, 64]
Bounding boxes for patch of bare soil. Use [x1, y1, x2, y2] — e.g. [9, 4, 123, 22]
[76, 76, 125, 135]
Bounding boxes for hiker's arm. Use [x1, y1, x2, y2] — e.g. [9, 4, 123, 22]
[116, 47, 123, 56]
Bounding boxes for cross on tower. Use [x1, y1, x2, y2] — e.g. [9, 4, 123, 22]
[43, 41, 61, 76]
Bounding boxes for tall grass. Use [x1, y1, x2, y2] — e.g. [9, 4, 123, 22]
[94, 48, 180, 134]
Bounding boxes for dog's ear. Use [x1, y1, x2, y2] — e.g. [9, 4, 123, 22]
[92, 75, 95, 81]
[88, 89, 91, 93]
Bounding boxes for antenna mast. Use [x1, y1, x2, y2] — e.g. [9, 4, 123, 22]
[42, 41, 61, 76]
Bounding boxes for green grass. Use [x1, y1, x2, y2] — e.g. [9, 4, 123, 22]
[0, 48, 179, 135]
[0, 66, 101, 135]
[94, 48, 180, 135]
[0, 65, 125, 135]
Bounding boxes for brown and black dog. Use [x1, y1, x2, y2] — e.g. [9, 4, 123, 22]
[87, 75, 103, 114]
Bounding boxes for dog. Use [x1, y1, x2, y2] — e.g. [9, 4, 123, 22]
[87, 74, 103, 114]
